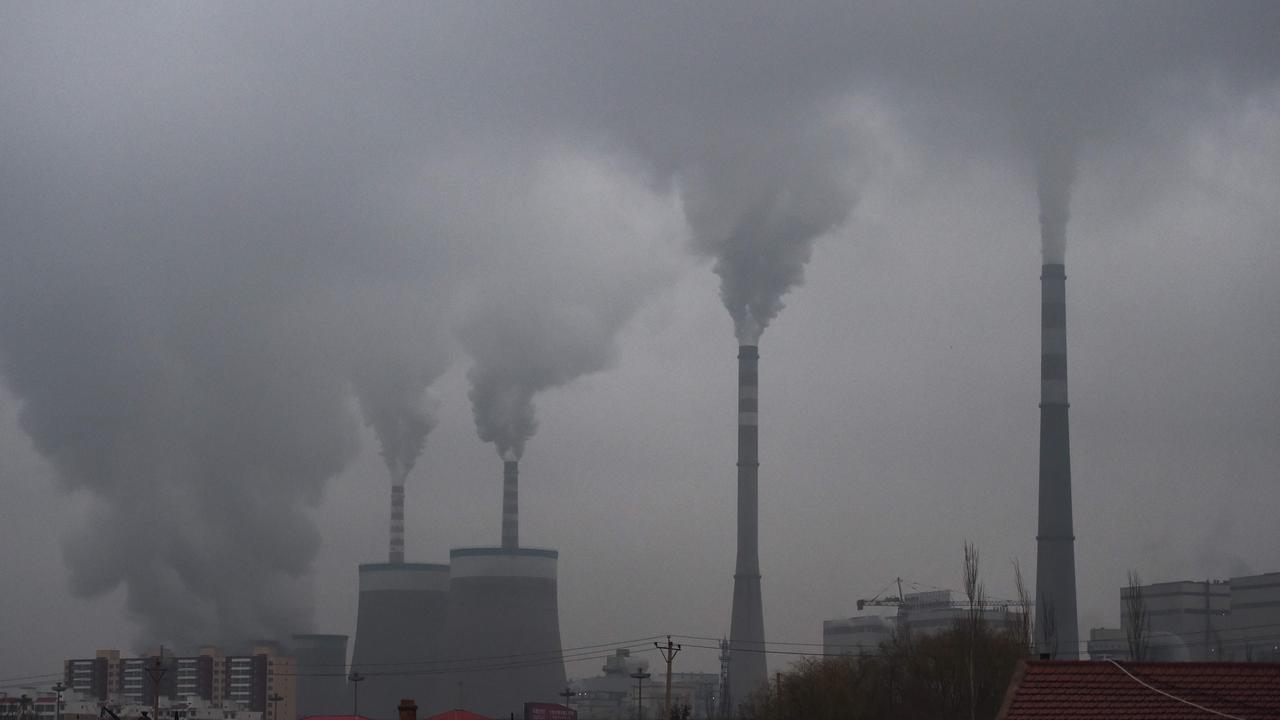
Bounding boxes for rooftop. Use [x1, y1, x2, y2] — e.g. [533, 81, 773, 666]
[998, 660, 1280, 719]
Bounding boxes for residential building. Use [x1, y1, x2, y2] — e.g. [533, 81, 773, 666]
[62, 645, 293, 720]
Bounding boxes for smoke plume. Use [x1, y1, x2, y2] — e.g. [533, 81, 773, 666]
[1036, 138, 1078, 265]
[456, 149, 681, 460]
[346, 289, 450, 485]
[684, 118, 861, 344]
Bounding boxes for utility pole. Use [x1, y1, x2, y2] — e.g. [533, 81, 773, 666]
[52, 683, 67, 720]
[347, 672, 365, 718]
[629, 670, 651, 720]
[268, 693, 283, 720]
[653, 636, 682, 720]
[558, 688, 574, 710]
[145, 653, 168, 720]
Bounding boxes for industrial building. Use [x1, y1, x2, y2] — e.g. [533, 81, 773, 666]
[822, 615, 895, 657]
[569, 649, 720, 720]
[823, 589, 1026, 656]
[1087, 570, 1280, 662]
[62, 644, 294, 720]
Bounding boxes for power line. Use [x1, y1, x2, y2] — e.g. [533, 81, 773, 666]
[1106, 659, 1246, 720]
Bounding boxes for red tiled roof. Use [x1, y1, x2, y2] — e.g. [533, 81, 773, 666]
[423, 710, 490, 720]
[998, 661, 1280, 720]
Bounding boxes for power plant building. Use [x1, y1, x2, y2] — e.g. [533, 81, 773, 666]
[823, 589, 1024, 656]
[1087, 571, 1280, 662]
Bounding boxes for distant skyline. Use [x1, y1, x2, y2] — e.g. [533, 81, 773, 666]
[2, 1, 1278, 685]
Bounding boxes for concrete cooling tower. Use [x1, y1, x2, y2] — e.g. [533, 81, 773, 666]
[1034, 263, 1080, 658]
[291, 634, 349, 717]
[351, 563, 450, 718]
[443, 547, 565, 717]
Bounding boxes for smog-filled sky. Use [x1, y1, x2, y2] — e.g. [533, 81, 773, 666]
[2, 1, 1278, 679]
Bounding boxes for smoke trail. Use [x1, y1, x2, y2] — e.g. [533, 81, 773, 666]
[1035, 138, 1078, 265]
[456, 148, 682, 460]
[346, 292, 449, 485]
[461, 281, 647, 461]
[684, 117, 861, 344]
[353, 374, 438, 483]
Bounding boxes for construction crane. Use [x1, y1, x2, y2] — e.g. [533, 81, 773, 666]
[857, 577, 907, 611]
[856, 577, 1029, 613]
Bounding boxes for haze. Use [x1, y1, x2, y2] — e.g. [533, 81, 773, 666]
[1, 1, 1278, 681]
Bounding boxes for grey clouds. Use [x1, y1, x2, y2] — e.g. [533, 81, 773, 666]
[0, 1, 1278, 667]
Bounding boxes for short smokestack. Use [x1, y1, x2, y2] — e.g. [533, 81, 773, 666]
[1034, 263, 1079, 658]
[389, 482, 405, 564]
[397, 699, 417, 720]
[728, 344, 766, 707]
[502, 459, 518, 549]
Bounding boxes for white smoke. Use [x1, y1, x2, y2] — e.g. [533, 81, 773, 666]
[455, 147, 683, 459]
[683, 111, 865, 344]
[345, 287, 450, 486]
[1036, 138, 1078, 265]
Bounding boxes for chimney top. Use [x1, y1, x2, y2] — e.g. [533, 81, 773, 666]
[397, 699, 418, 720]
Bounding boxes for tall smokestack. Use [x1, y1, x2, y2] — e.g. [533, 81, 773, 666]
[1034, 263, 1079, 658]
[728, 345, 766, 707]
[389, 482, 405, 564]
[502, 459, 518, 549]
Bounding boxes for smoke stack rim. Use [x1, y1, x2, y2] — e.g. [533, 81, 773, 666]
[1041, 263, 1066, 279]
[359, 561, 450, 570]
[450, 546, 557, 559]
[450, 546, 557, 580]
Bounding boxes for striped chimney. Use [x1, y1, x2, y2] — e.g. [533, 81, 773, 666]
[728, 344, 767, 706]
[1034, 263, 1079, 658]
[502, 459, 519, 549]
[389, 482, 405, 564]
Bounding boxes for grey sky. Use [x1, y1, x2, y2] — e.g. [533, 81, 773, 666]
[1, 1, 1278, 681]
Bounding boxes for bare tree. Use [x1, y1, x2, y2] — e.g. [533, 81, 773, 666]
[1124, 570, 1149, 661]
[1038, 599, 1058, 659]
[963, 541, 985, 720]
[1012, 560, 1034, 657]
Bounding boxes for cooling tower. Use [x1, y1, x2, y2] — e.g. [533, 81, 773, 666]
[728, 344, 767, 707]
[1034, 263, 1080, 658]
[443, 547, 565, 718]
[291, 634, 349, 717]
[351, 563, 450, 718]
